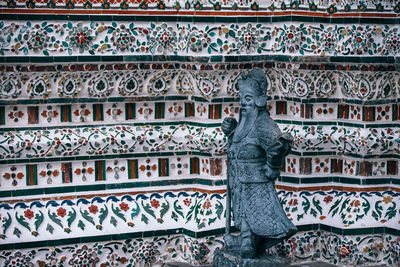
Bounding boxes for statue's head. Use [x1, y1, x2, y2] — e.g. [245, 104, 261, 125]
[238, 68, 268, 114]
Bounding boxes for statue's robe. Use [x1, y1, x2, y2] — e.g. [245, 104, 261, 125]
[227, 110, 297, 238]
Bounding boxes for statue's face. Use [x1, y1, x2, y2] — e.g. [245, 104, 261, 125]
[239, 86, 256, 116]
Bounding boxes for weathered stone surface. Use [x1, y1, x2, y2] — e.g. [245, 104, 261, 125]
[213, 249, 288, 267]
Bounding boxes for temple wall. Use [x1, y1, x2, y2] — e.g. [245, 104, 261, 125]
[0, 1, 399, 266]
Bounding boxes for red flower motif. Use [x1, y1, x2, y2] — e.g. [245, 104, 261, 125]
[119, 202, 129, 212]
[324, 195, 333, 203]
[88, 205, 98, 214]
[350, 200, 360, 207]
[288, 199, 298, 206]
[57, 207, 67, 217]
[24, 209, 34, 219]
[202, 199, 211, 210]
[183, 198, 192, 206]
[150, 199, 160, 209]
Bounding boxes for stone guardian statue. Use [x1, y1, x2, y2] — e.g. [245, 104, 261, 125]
[214, 68, 297, 266]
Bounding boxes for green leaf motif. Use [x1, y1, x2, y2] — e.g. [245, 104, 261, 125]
[310, 208, 318, 218]
[15, 213, 31, 231]
[312, 197, 322, 215]
[46, 223, 54, 234]
[198, 221, 205, 229]
[171, 211, 178, 222]
[142, 200, 156, 219]
[215, 201, 223, 220]
[173, 200, 184, 218]
[131, 201, 140, 219]
[2, 213, 12, 234]
[339, 198, 350, 213]
[34, 211, 44, 231]
[186, 200, 197, 222]
[141, 214, 149, 224]
[208, 217, 217, 225]
[160, 201, 170, 219]
[99, 205, 109, 225]
[362, 197, 370, 214]
[78, 220, 85, 230]
[67, 208, 77, 228]
[110, 216, 118, 227]
[297, 214, 304, 221]
[385, 202, 397, 220]
[375, 201, 383, 217]
[112, 204, 126, 222]
[13, 227, 21, 238]
[80, 209, 95, 226]
[48, 211, 63, 229]
[302, 196, 311, 214]
[194, 200, 201, 220]
[328, 196, 343, 217]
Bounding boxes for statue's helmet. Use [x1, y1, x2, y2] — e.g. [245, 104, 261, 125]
[238, 68, 268, 108]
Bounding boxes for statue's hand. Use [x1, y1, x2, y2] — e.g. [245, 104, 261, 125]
[263, 164, 280, 181]
[222, 117, 238, 136]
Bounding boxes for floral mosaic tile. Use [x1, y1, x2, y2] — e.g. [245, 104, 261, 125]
[0, 235, 223, 266]
[0, 230, 398, 266]
[274, 231, 400, 266]
[1, 21, 400, 57]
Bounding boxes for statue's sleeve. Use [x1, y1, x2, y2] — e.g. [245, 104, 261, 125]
[266, 133, 293, 170]
[256, 118, 293, 170]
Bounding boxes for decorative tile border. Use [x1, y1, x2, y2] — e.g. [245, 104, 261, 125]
[2, 101, 400, 128]
[0, 189, 399, 245]
[1, 21, 400, 57]
[0, 190, 226, 244]
[0, 154, 399, 196]
[0, 156, 227, 192]
[1, 122, 399, 163]
[1, 0, 400, 14]
[0, 67, 399, 102]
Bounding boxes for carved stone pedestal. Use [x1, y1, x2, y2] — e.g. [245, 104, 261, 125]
[213, 249, 288, 267]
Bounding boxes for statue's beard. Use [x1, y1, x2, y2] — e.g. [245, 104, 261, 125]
[240, 106, 257, 121]
[236, 106, 258, 136]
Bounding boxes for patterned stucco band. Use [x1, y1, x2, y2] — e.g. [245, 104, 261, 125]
[0, 67, 399, 101]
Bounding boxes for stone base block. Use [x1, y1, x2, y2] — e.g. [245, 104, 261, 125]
[213, 249, 288, 267]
